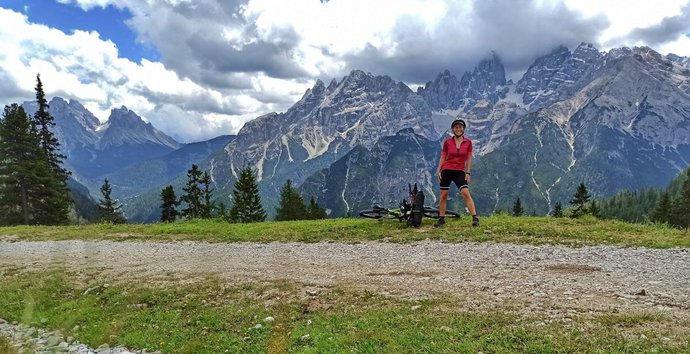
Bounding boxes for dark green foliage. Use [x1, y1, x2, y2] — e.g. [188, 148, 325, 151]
[0, 104, 53, 225]
[598, 167, 689, 228]
[306, 197, 327, 219]
[589, 200, 600, 218]
[159, 185, 179, 223]
[200, 171, 214, 219]
[569, 182, 591, 218]
[651, 192, 672, 225]
[32, 75, 71, 224]
[98, 179, 126, 224]
[512, 198, 524, 217]
[215, 202, 229, 221]
[671, 169, 690, 228]
[180, 164, 203, 220]
[275, 179, 307, 221]
[552, 202, 563, 218]
[229, 166, 266, 223]
[598, 188, 659, 223]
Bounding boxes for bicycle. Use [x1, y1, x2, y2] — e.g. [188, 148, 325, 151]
[358, 205, 460, 220]
[358, 183, 460, 222]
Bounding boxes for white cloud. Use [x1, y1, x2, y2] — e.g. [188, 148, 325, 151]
[3, 0, 690, 143]
[0, 7, 303, 142]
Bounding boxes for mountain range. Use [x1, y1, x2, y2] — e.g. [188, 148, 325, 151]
[19, 42, 690, 222]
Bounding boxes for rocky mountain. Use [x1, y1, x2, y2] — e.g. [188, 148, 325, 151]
[22, 98, 181, 180]
[205, 70, 438, 212]
[24, 43, 688, 223]
[104, 134, 234, 198]
[418, 52, 508, 111]
[300, 129, 442, 216]
[455, 45, 690, 215]
[291, 44, 690, 217]
[515, 42, 604, 110]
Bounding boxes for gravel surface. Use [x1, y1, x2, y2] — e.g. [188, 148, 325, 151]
[2, 239, 690, 351]
[1, 239, 689, 316]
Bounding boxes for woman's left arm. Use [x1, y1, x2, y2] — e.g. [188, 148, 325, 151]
[465, 154, 472, 184]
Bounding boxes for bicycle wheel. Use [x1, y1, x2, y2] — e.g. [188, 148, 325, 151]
[423, 207, 460, 218]
[359, 210, 387, 219]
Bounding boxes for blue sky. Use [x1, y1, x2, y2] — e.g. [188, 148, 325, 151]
[3, 0, 158, 62]
[1, 0, 689, 142]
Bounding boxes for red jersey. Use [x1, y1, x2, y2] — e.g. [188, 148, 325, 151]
[441, 136, 472, 171]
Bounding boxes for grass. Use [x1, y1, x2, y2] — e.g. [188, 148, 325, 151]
[0, 269, 688, 353]
[0, 335, 17, 354]
[0, 215, 689, 248]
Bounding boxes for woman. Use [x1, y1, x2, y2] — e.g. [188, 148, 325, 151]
[436, 118, 479, 227]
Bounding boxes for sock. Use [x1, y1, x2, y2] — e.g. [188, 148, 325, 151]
[472, 214, 478, 219]
[439, 216, 445, 221]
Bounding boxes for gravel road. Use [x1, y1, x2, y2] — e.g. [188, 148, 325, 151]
[1, 239, 689, 319]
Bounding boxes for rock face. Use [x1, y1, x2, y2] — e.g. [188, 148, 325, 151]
[300, 129, 441, 216]
[207, 70, 438, 213]
[22, 98, 181, 179]
[516, 42, 605, 110]
[299, 44, 690, 217]
[460, 45, 690, 215]
[417, 52, 508, 111]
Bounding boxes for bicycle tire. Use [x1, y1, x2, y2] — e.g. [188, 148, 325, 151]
[423, 207, 460, 219]
[359, 210, 385, 219]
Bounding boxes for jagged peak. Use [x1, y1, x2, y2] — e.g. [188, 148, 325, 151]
[327, 78, 338, 92]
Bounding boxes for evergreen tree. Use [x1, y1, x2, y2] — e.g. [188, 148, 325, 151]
[0, 104, 54, 225]
[98, 178, 126, 224]
[589, 200, 600, 218]
[229, 166, 266, 223]
[671, 169, 690, 228]
[180, 164, 203, 220]
[569, 182, 591, 218]
[32, 74, 71, 224]
[306, 197, 327, 219]
[512, 198, 523, 217]
[275, 179, 307, 221]
[200, 171, 214, 219]
[215, 202, 229, 221]
[552, 202, 563, 218]
[159, 185, 179, 222]
[651, 192, 672, 225]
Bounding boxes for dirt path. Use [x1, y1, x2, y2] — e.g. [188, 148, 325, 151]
[1, 240, 689, 318]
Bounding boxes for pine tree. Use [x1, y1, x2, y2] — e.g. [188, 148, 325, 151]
[229, 166, 266, 223]
[180, 164, 203, 220]
[0, 104, 54, 225]
[552, 202, 563, 218]
[159, 185, 179, 222]
[98, 179, 126, 224]
[32, 74, 71, 224]
[200, 171, 214, 219]
[671, 169, 690, 228]
[512, 198, 523, 217]
[569, 182, 591, 218]
[651, 192, 672, 225]
[275, 179, 307, 221]
[306, 197, 327, 219]
[589, 200, 600, 218]
[215, 202, 229, 221]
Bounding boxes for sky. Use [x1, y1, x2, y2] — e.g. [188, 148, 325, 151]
[1, 0, 689, 143]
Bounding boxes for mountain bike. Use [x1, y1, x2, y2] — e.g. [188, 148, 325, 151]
[358, 204, 460, 220]
[358, 184, 461, 226]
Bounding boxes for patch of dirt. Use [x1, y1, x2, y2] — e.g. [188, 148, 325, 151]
[546, 263, 602, 273]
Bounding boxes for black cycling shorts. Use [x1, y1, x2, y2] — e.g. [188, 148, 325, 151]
[440, 170, 468, 191]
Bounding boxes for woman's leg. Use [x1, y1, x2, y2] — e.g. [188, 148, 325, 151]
[439, 189, 449, 216]
[460, 188, 477, 216]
